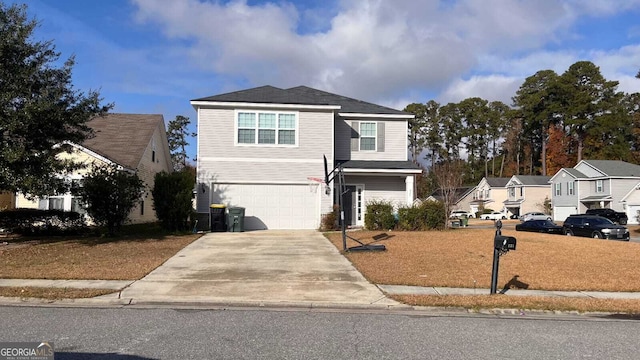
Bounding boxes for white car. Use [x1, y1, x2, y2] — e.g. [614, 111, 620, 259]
[450, 210, 474, 219]
[519, 212, 552, 222]
[481, 211, 507, 220]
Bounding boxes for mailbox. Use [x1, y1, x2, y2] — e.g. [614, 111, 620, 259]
[494, 235, 516, 251]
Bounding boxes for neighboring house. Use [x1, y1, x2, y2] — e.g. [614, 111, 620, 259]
[549, 160, 640, 222]
[15, 113, 172, 224]
[191, 85, 421, 230]
[503, 175, 551, 217]
[470, 177, 511, 215]
[426, 187, 475, 212]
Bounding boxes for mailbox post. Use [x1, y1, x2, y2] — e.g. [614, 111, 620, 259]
[490, 220, 517, 294]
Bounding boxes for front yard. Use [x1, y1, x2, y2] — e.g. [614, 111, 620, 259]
[325, 226, 640, 313]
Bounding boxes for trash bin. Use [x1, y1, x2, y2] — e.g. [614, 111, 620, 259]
[227, 207, 245, 232]
[210, 204, 227, 232]
[460, 215, 469, 227]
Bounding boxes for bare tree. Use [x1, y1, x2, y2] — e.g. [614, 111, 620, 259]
[432, 159, 465, 225]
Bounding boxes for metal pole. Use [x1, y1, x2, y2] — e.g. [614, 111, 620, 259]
[490, 247, 499, 294]
[490, 225, 501, 294]
[338, 166, 347, 252]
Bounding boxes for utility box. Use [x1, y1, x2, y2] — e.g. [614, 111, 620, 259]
[227, 207, 245, 232]
[210, 204, 227, 232]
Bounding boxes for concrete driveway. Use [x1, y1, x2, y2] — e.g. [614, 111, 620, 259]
[119, 230, 397, 308]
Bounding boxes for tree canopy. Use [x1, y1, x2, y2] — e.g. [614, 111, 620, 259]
[0, 3, 110, 196]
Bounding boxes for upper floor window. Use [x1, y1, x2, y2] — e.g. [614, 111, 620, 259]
[568, 181, 575, 195]
[237, 111, 297, 146]
[508, 187, 515, 197]
[596, 180, 603, 193]
[519, 187, 524, 197]
[359, 122, 377, 151]
[555, 182, 562, 196]
[484, 189, 490, 199]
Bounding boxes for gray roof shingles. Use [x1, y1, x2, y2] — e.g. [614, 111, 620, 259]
[485, 177, 511, 187]
[82, 113, 163, 169]
[339, 160, 421, 171]
[514, 175, 551, 186]
[193, 85, 410, 116]
[583, 160, 640, 177]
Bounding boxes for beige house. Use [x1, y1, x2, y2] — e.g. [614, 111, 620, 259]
[503, 175, 552, 217]
[16, 113, 172, 224]
[470, 177, 511, 216]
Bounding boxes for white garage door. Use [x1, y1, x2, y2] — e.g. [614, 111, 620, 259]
[213, 183, 320, 230]
[627, 205, 640, 225]
[553, 206, 577, 222]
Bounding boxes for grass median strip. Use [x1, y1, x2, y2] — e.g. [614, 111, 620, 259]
[392, 294, 640, 314]
[0, 287, 117, 300]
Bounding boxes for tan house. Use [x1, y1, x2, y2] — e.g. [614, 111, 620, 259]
[470, 177, 511, 216]
[503, 175, 551, 217]
[15, 113, 172, 224]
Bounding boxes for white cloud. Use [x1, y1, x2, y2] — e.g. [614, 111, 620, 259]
[438, 75, 522, 104]
[131, 0, 640, 105]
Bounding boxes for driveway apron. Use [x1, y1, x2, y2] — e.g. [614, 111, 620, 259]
[119, 230, 396, 306]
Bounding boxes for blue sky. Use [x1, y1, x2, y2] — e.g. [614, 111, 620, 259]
[13, 0, 640, 161]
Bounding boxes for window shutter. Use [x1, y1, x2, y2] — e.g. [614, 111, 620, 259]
[351, 121, 360, 152]
[377, 122, 385, 152]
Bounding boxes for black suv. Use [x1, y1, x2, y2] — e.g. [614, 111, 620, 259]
[585, 208, 628, 225]
[562, 215, 629, 241]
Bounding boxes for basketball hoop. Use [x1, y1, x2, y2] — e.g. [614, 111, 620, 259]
[307, 177, 325, 193]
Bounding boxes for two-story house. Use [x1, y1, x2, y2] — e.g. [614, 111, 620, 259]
[191, 86, 421, 230]
[503, 175, 551, 217]
[15, 113, 173, 224]
[469, 177, 510, 216]
[549, 160, 640, 221]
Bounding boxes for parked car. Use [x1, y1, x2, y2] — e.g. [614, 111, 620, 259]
[481, 211, 507, 220]
[562, 215, 629, 241]
[519, 212, 552, 222]
[515, 220, 563, 234]
[585, 208, 628, 225]
[450, 210, 474, 219]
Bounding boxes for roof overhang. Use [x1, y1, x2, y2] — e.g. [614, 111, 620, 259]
[342, 168, 422, 175]
[580, 195, 613, 202]
[337, 113, 413, 119]
[190, 100, 341, 111]
[504, 199, 524, 206]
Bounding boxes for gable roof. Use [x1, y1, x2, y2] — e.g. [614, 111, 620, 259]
[484, 177, 511, 187]
[428, 187, 474, 203]
[81, 113, 163, 169]
[512, 175, 551, 186]
[581, 160, 640, 177]
[192, 85, 410, 116]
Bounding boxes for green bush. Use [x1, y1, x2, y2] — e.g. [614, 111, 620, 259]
[152, 170, 195, 232]
[364, 200, 396, 230]
[0, 208, 87, 235]
[397, 201, 446, 230]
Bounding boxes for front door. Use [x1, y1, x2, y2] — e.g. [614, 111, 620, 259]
[340, 185, 364, 227]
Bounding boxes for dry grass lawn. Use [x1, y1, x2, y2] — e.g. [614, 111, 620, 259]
[0, 232, 201, 280]
[0, 287, 116, 300]
[325, 228, 640, 292]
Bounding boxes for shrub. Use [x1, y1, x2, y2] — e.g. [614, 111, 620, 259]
[319, 204, 339, 231]
[364, 200, 395, 230]
[73, 163, 145, 236]
[397, 201, 446, 230]
[152, 170, 195, 232]
[0, 208, 86, 235]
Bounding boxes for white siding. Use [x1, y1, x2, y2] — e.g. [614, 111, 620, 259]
[345, 175, 406, 210]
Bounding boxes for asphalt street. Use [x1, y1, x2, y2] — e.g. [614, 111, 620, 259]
[2, 306, 640, 359]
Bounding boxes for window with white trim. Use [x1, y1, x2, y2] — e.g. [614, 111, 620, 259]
[568, 181, 575, 195]
[236, 111, 297, 145]
[555, 182, 562, 196]
[596, 180, 603, 193]
[359, 122, 376, 151]
[508, 187, 515, 197]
